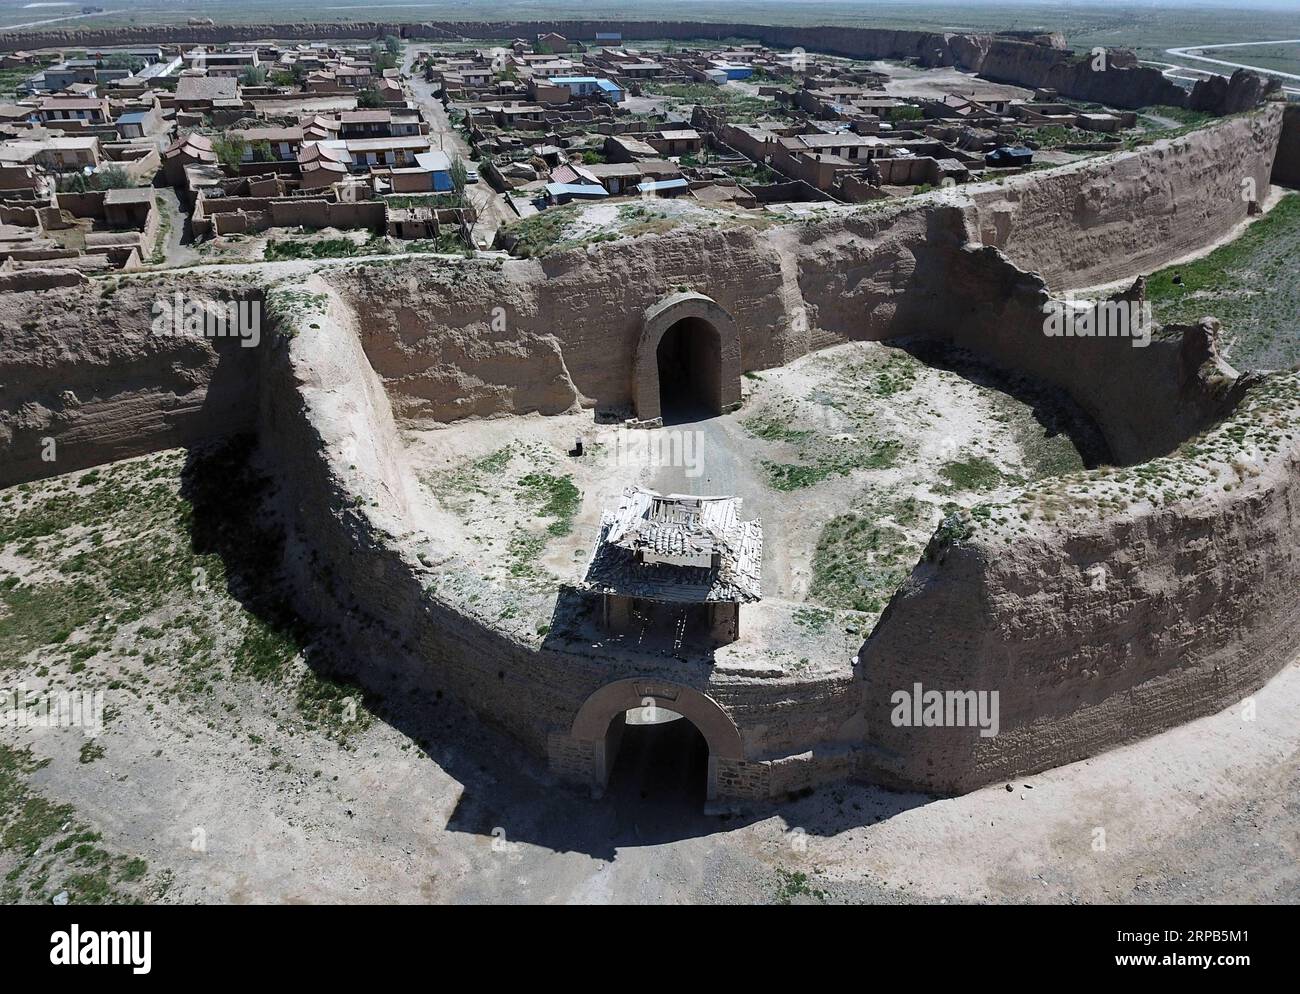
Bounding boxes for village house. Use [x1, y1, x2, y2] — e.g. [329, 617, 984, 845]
[382, 148, 454, 194]
[536, 32, 572, 54]
[173, 75, 240, 112]
[161, 132, 217, 186]
[0, 134, 101, 172]
[648, 128, 702, 157]
[297, 142, 351, 190]
[184, 49, 259, 78]
[229, 127, 304, 162]
[339, 110, 394, 139]
[113, 106, 163, 139]
[36, 95, 112, 126]
[334, 66, 372, 91]
[546, 76, 625, 103]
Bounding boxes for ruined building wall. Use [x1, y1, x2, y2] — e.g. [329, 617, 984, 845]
[274, 254, 1300, 803]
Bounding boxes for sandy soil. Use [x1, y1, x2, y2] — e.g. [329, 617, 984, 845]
[870, 60, 1034, 103]
[399, 340, 1087, 673]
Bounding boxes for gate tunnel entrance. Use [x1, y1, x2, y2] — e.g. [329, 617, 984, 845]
[634, 293, 742, 425]
[656, 316, 723, 424]
[604, 706, 709, 812]
[567, 678, 745, 804]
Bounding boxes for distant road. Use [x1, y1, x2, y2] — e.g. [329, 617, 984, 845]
[400, 42, 514, 246]
[1165, 39, 1300, 86]
[0, 10, 112, 31]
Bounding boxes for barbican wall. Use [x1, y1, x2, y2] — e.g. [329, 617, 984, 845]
[0, 110, 1296, 801]
[856, 370, 1300, 794]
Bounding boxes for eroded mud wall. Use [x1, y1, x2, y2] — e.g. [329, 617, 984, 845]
[970, 104, 1285, 291]
[856, 374, 1300, 793]
[1272, 103, 1300, 189]
[899, 234, 1245, 465]
[0, 273, 260, 488]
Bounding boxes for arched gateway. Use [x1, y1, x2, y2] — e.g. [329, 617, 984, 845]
[557, 678, 745, 802]
[633, 293, 742, 424]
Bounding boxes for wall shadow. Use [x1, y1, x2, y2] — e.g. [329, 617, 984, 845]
[893, 336, 1114, 470]
[178, 434, 935, 862]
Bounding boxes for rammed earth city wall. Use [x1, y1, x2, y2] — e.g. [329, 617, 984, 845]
[259, 266, 1300, 802]
[857, 373, 1300, 794]
[0, 272, 260, 488]
[1, 109, 1296, 800]
[969, 105, 1285, 290]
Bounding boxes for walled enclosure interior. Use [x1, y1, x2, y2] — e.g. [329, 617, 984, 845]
[1, 105, 1297, 803]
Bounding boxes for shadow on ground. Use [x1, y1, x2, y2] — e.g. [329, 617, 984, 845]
[894, 337, 1114, 469]
[177, 434, 936, 861]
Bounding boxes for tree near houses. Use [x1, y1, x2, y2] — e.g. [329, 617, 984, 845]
[213, 135, 248, 170]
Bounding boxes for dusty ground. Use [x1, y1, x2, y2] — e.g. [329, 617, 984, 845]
[0, 434, 1294, 905]
[401, 340, 1095, 673]
[870, 60, 1035, 103]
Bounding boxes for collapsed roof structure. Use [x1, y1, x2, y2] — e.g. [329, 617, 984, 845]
[586, 487, 762, 603]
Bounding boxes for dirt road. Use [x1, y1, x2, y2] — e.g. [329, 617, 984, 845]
[402, 44, 515, 246]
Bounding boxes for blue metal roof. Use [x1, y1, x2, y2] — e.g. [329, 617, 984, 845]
[636, 178, 689, 193]
[545, 182, 609, 197]
[596, 79, 623, 92]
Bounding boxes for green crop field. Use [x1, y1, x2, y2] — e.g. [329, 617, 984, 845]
[2, 1, 1299, 56]
[1146, 193, 1300, 372]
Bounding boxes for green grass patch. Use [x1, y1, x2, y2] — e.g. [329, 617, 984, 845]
[501, 204, 579, 258]
[939, 456, 1006, 492]
[742, 413, 812, 443]
[809, 507, 923, 616]
[773, 867, 829, 904]
[264, 237, 356, 261]
[517, 473, 581, 537]
[1144, 192, 1300, 369]
[762, 438, 902, 491]
[0, 745, 150, 905]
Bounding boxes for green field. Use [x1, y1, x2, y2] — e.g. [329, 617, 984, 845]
[1190, 42, 1300, 77]
[3, 1, 1299, 56]
[1146, 193, 1300, 371]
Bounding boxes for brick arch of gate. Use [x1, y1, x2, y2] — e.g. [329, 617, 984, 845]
[632, 292, 742, 424]
[566, 678, 745, 801]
